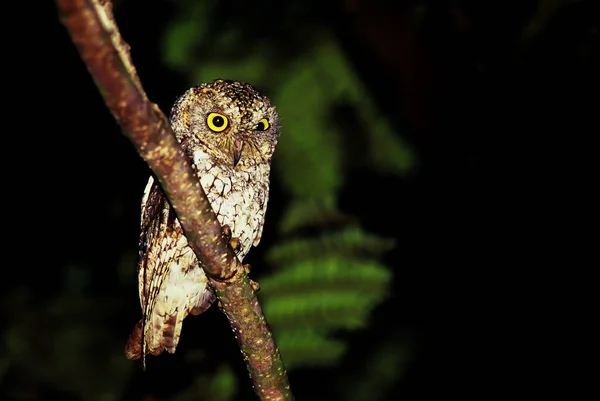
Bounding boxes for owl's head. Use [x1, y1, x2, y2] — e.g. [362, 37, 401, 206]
[170, 79, 279, 169]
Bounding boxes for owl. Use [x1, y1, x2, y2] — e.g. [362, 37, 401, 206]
[125, 79, 279, 367]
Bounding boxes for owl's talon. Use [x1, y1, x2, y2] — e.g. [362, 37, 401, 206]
[229, 237, 241, 253]
[222, 224, 242, 253]
[222, 224, 232, 239]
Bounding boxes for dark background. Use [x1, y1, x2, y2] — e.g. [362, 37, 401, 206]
[2, 0, 597, 400]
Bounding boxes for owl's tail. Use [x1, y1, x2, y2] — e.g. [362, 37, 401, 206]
[124, 320, 144, 360]
[124, 314, 179, 367]
[124, 290, 217, 367]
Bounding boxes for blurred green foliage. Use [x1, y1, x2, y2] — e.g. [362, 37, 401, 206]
[159, 0, 414, 398]
[157, 1, 414, 396]
[337, 329, 413, 401]
[1, 268, 134, 401]
[162, 1, 413, 358]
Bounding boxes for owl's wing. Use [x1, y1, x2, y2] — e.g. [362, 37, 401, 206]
[252, 201, 267, 247]
[252, 169, 271, 248]
[125, 176, 216, 367]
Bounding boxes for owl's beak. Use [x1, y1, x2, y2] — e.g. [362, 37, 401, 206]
[232, 137, 244, 167]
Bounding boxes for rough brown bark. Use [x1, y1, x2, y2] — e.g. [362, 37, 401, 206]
[55, 0, 292, 399]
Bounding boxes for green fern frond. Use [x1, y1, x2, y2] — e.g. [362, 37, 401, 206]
[259, 224, 393, 369]
[259, 258, 391, 296]
[273, 34, 414, 183]
[364, 113, 416, 176]
[262, 288, 386, 331]
[274, 329, 347, 369]
[272, 62, 344, 198]
[266, 226, 395, 267]
[277, 197, 344, 234]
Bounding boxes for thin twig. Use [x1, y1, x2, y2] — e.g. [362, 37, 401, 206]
[56, 0, 293, 399]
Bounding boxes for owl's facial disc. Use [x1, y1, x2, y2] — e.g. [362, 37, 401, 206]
[171, 80, 278, 169]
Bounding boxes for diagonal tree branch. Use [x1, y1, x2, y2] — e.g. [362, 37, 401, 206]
[55, 0, 293, 399]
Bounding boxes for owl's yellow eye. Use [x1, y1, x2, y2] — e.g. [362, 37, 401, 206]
[207, 113, 229, 132]
[256, 118, 270, 131]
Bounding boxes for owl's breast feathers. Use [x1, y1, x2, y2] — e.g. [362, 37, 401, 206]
[126, 156, 271, 362]
[192, 147, 271, 259]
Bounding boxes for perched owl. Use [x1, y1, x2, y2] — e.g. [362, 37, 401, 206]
[125, 79, 279, 367]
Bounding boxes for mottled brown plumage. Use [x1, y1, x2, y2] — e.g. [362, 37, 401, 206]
[125, 80, 279, 368]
